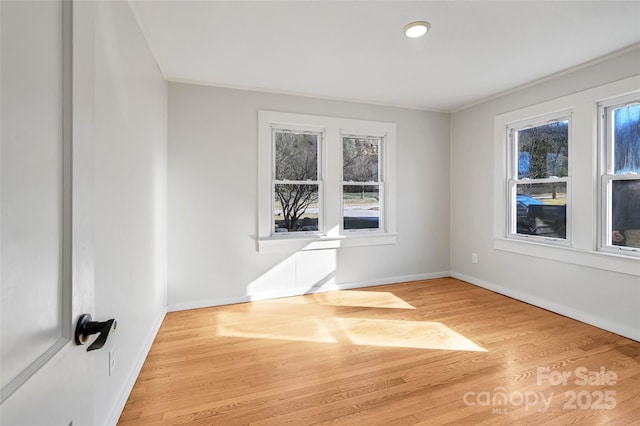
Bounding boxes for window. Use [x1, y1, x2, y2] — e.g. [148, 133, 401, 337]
[600, 95, 640, 255]
[342, 134, 383, 232]
[258, 111, 396, 251]
[494, 76, 638, 275]
[272, 128, 322, 234]
[508, 115, 570, 242]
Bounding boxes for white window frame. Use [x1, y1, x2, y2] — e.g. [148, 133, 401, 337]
[506, 112, 572, 246]
[598, 93, 640, 257]
[258, 111, 396, 252]
[340, 131, 386, 235]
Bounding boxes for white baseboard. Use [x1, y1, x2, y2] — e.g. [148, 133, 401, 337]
[333, 271, 450, 292]
[451, 271, 640, 343]
[105, 307, 167, 426]
[167, 271, 450, 312]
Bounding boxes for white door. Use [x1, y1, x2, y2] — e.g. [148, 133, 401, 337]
[1, 1, 96, 424]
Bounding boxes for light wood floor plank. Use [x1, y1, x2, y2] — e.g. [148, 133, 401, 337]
[119, 278, 640, 425]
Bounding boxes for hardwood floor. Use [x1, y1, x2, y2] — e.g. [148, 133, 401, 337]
[119, 278, 640, 425]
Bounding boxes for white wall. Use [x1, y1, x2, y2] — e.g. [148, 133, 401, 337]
[168, 83, 450, 309]
[75, 1, 167, 424]
[451, 47, 640, 341]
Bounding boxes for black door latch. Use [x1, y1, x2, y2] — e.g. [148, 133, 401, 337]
[74, 314, 117, 351]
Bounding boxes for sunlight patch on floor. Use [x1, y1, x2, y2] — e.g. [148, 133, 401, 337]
[216, 312, 337, 343]
[313, 291, 416, 309]
[276, 290, 415, 309]
[215, 310, 485, 352]
[335, 318, 487, 352]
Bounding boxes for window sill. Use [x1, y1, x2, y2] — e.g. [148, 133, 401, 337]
[258, 233, 397, 253]
[494, 238, 639, 277]
[507, 233, 571, 247]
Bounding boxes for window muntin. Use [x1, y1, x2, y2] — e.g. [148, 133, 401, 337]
[342, 135, 383, 232]
[508, 116, 570, 242]
[601, 99, 640, 253]
[272, 129, 322, 234]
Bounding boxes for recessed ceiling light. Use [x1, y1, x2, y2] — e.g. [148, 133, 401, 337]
[403, 21, 431, 38]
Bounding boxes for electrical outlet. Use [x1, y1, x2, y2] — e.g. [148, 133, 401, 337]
[108, 347, 116, 376]
[471, 253, 478, 264]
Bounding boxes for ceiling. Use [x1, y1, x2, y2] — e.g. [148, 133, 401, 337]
[130, 1, 640, 112]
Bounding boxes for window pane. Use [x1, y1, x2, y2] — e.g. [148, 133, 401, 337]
[516, 121, 568, 179]
[275, 132, 318, 180]
[274, 184, 318, 232]
[611, 179, 640, 248]
[343, 185, 380, 230]
[613, 104, 640, 174]
[516, 182, 567, 238]
[343, 136, 380, 182]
